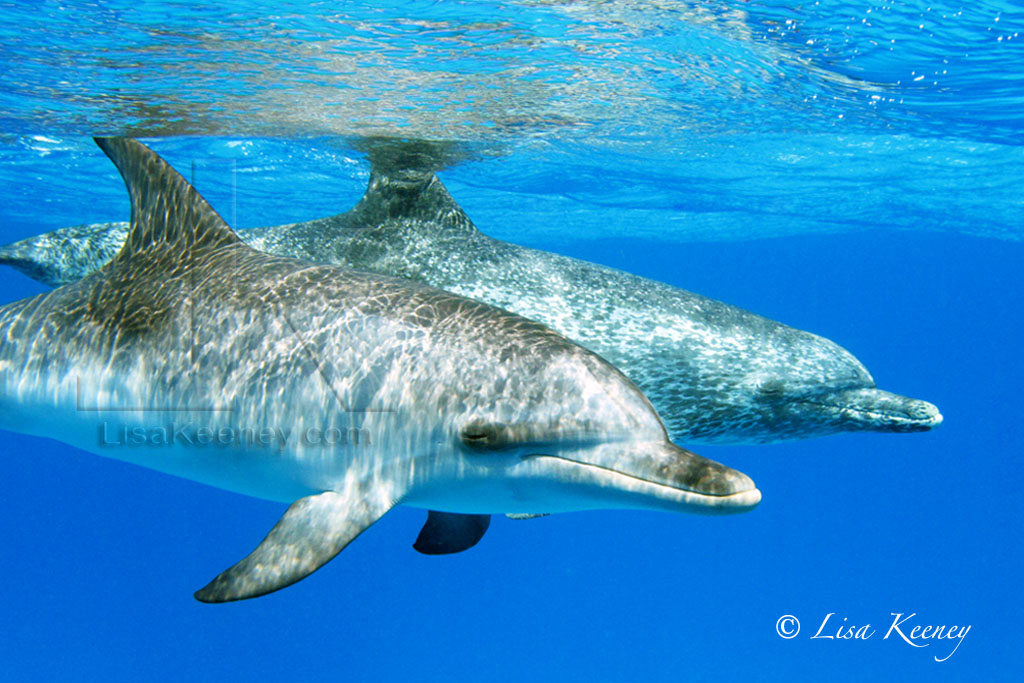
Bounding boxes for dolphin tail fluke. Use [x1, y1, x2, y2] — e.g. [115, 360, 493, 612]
[0, 222, 132, 287]
[194, 490, 393, 603]
[412, 511, 491, 555]
[0, 237, 48, 284]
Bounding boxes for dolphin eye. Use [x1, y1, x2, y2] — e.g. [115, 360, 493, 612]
[758, 380, 786, 398]
[460, 421, 510, 451]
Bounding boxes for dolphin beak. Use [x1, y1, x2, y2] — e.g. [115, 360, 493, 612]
[534, 441, 761, 515]
[802, 387, 943, 432]
[635, 441, 762, 512]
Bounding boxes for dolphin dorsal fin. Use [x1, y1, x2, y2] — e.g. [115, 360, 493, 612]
[345, 137, 481, 236]
[349, 166, 480, 236]
[94, 137, 243, 268]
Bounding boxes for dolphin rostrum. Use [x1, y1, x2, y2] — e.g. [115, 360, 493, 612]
[0, 138, 759, 601]
[0, 140, 942, 444]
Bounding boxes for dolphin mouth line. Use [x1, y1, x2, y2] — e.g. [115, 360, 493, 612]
[529, 454, 760, 507]
[792, 398, 942, 426]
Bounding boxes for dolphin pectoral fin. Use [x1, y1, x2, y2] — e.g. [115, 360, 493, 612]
[194, 490, 393, 603]
[412, 511, 491, 555]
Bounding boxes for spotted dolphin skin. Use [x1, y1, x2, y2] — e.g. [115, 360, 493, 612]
[0, 140, 942, 443]
[0, 138, 759, 601]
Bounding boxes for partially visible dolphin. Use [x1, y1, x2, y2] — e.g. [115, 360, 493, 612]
[0, 138, 759, 601]
[0, 140, 942, 443]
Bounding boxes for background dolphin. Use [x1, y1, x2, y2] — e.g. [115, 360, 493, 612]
[0, 138, 758, 601]
[0, 139, 941, 443]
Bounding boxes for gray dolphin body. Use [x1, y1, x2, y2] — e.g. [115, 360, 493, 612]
[0, 139, 759, 601]
[0, 147, 942, 444]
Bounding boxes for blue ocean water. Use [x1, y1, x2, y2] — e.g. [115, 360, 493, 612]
[0, 1, 1021, 681]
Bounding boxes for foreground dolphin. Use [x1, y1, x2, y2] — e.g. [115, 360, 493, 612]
[0, 138, 759, 601]
[0, 141, 942, 443]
